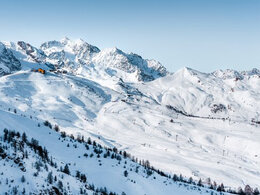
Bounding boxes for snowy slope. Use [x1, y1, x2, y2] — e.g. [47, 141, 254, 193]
[0, 109, 225, 195]
[0, 38, 259, 194]
[141, 67, 260, 121]
[0, 69, 259, 193]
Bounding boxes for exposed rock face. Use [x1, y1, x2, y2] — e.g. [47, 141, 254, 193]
[17, 41, 46, 63]
[0, 42, 21, 76]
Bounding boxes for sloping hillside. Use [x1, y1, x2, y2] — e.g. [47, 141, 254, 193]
[0, 38, 259, 194]
[0, 109, 226, 195]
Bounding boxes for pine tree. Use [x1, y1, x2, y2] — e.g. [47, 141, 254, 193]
[87, 137, 92, 145]
[237, 187, 244, 195]
[217, 183, 225, 192]
[12, 186, 18, 195]
[25, 150, 28, 158]
[76, 170, 80, 178]
[124, 170, 128, 177]
[54, 124, 60, 132]
[63, 164, 70, 175]
[254, 188, 260, 195]
[198, 178, 203, 187]
[80, 174, 87, 183]
[35, 162, 41, 171]
[206, 177, 211, 186]
[21, 175, 26, 183]
[123, 151, 127, 158]
[188, 177, 193, 184]
[57, 180, 63, 190]
[244, 185, 253, 195]
[3, 129, 8, 142]
[172, 174, 178, 182]
[47, 172, 53, 184]
[22, 132, 27, 143]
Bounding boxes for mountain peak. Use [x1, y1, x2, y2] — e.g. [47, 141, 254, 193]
[74, 38, 85, 45]
[60, 37, 88, 47]
[175, 67, 201, 76]
[2, 38, 167, 82]
[212, 69, 243, 80]
[241, 68, 260, 76]
[60, 36, 71, 44]
[0, 42, 21, 75]
[102, 47, 123, 55]
[0, 42, 5, 53]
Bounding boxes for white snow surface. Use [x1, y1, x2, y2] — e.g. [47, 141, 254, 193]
[0, 109, 220, 195]
[0, 38, 259, 194]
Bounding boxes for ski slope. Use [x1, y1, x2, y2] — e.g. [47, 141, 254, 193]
[0, 38, 259, 193]
[0, 107, 225, 195]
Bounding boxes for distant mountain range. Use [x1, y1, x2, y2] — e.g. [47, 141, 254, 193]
[0, 38, 259, 194]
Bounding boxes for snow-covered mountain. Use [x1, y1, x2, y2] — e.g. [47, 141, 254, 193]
[0, 38, 259, 194]
[0, 42, 21, 76]
[143, 67, 260, 121]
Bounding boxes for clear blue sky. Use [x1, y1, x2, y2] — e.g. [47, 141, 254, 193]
[0, 0, 259, 72]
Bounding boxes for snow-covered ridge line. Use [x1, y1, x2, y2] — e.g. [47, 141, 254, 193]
[1, 38, 259, 81]
[1, 37, 168, 82]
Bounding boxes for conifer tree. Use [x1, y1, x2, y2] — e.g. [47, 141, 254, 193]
[63, 164, 70, 175]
